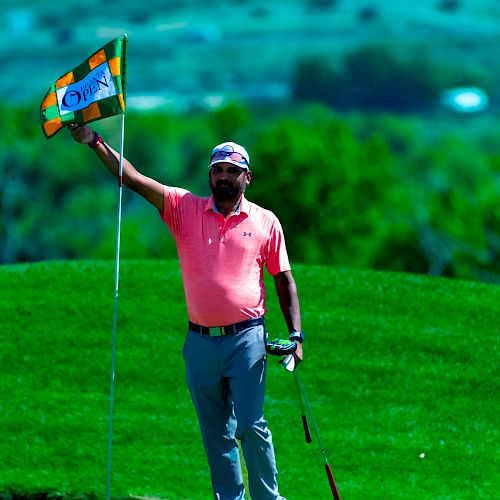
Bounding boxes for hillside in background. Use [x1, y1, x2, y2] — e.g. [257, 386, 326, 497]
[0, 260, 498, 498]
[2, 0, 500, 278]
[2, 0, 500, 110]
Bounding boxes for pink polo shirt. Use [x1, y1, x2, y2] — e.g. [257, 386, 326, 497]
[159, 186, 291, 326]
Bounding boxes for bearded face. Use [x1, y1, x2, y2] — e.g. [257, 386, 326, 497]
[209, 164, 249, 202]
[211, 180, 241, 200]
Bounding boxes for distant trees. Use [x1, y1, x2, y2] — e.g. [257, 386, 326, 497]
[250, 105, 500, 281]
[306, 0, 339, 10]
[2, 100, 499, 283]
[292, 46, 487, 113]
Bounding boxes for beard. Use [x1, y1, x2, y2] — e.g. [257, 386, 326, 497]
[211, 181, 241, 201]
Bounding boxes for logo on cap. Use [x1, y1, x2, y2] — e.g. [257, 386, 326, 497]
[209, 142, 250, 170]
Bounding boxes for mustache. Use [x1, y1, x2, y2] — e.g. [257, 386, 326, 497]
[216, 180, 233, 187]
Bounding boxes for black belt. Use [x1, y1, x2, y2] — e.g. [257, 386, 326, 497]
[188, 317, 265, 337]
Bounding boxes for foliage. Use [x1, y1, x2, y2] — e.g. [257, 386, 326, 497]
[437, 0, 462, 12]
[1, 99, 500, 282]
[250, 104, 500, 281]
[0, 489, 98, 499]
[292, 46, 490, 112]
[1, 260, 499, 499]
[250, 107, 404, 267]
[306, 0, 338, 11]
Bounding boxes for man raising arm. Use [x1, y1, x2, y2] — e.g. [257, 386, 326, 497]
[69, 124, 303, 500]
[69, 124, 164, 211]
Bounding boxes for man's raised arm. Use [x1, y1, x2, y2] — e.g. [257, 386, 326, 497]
[69, 124, 165, 211]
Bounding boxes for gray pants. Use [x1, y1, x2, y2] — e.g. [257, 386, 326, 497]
[183, 322, 281, 500]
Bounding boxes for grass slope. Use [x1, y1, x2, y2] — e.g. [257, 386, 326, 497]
[0, 260, 498, 499]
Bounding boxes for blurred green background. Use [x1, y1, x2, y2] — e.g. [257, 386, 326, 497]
[2, 2, 500, 499]
[1, 0, 500, 282]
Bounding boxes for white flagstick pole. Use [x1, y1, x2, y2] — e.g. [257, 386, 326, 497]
[106, 111, 126, 500]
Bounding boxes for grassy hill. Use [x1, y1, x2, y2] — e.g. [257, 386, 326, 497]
[0, 260, 498, 499]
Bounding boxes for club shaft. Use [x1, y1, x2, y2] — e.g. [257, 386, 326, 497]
[326, 463, 341, 500]
[295, 368, 341, 499]
[301, 414, 312, 443]
[295, 369, 328, 460]
[294, 370, 312, 443]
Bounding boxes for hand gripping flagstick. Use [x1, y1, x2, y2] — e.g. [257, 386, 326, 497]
[266, 340, 342, 500]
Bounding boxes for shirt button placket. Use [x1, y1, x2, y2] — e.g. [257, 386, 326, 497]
[218, 216, 225, 243]
[220, 225, 227, 243]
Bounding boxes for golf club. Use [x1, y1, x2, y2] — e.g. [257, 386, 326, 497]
[293, 366, 312, 443]
[293, 366, 342, 500]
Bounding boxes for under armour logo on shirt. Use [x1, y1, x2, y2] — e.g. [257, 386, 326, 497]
[243, 232, 252, 237]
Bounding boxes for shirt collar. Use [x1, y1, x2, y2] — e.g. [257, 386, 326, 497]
[205, 195, 250, 215]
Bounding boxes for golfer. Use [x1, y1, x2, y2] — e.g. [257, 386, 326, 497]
[69, 124, 303, 500]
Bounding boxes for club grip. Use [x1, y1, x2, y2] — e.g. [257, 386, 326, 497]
[325, 463, 341, 500]
[301, 415, 312, 443]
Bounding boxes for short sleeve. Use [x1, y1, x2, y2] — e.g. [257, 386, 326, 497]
[265, 217, 291, 275]
[158, 186, 191, 237]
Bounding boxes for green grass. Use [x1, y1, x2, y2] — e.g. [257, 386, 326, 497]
[0, 260, 498, 499]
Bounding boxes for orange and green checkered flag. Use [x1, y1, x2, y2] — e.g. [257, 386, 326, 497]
[40, 35, 127, 139]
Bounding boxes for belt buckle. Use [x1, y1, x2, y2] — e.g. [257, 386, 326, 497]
[209, 326, 224, 337]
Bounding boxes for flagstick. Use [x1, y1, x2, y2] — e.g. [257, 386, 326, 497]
[106, 112, 126, 500]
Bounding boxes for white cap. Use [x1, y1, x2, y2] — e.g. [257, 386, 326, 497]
[209, 141, 250, 170]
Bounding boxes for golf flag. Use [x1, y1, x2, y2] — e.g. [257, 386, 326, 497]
[40, 35, 127, 139]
